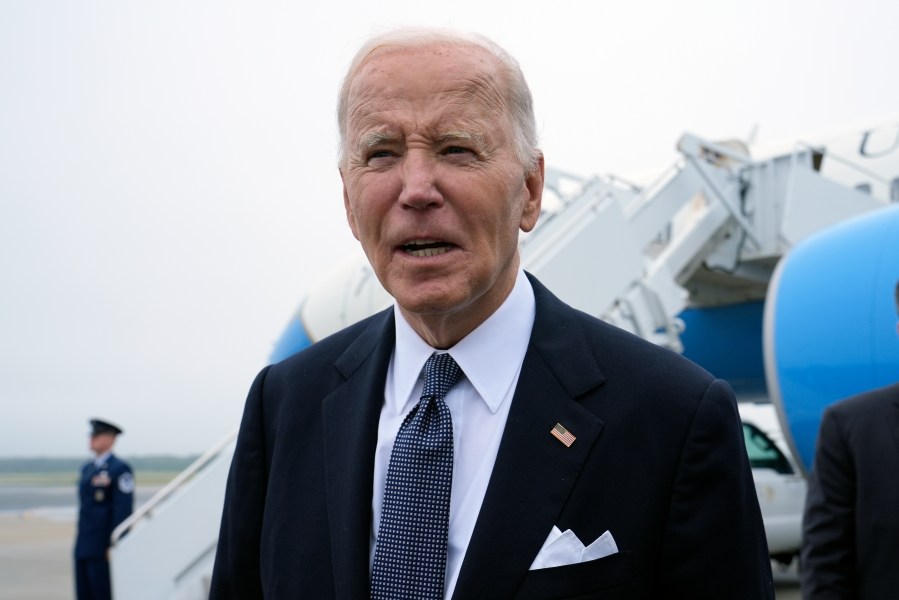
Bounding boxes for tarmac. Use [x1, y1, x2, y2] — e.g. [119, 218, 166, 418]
[0, 511, 76, 600]
[0, 509, 803, 600]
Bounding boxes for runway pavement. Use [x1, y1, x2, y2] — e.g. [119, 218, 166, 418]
[0, 511, 804, 598]
[0, 512, 75, 600]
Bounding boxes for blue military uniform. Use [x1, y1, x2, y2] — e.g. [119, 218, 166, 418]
[74, 419, 134, 600]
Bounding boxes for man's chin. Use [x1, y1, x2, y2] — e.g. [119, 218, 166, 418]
[394, 292, 466, 317]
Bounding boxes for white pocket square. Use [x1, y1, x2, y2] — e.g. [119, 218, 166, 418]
[529, 526, 619, 570]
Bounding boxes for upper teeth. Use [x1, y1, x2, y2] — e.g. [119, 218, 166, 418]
[404, 240, 450, 257]
[410, 247, 449, 257]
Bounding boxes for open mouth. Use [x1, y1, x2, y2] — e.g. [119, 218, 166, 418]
[401, 239, 455, 257]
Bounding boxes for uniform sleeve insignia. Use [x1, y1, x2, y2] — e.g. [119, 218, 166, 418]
[118, 472, 135, 494]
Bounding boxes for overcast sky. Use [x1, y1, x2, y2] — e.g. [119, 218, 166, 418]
[2, 0, 898, 458]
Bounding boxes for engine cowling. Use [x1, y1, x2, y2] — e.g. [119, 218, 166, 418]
[764, 204, 899, 472]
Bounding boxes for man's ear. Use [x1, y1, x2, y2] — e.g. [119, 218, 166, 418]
[340, 168, 361, 241]
[520, 153, 544, 233]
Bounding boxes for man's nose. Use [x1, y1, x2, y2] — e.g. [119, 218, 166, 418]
[398, 152, 443, 209]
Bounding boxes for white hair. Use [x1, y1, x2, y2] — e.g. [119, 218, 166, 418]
[336, 27, 540, 172]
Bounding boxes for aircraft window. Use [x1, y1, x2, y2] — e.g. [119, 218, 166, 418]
[742, 423, 794, 475]
[854, 182, 872, 195]
[891, 177, 899, 203]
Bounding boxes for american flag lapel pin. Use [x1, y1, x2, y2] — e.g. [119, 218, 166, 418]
[551, 423, 576, 447]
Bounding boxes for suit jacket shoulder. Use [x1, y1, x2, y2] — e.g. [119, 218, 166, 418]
[106, 454, 133, 476]
[825, 382, 899, 425]
[212, 307, 396, 599]
[528, 273, 719, 409]
[264, 307, 395, 389]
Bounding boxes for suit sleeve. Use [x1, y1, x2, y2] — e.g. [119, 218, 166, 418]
[800, 406, 857, 597]
[659, 379, 775, 598]
[209, 367, 271, 600]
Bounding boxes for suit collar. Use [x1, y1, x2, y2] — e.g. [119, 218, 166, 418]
[453, 274, 607, 599]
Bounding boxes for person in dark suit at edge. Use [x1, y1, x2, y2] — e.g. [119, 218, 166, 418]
[801, 280, 899, 599]
[210, 28, 773, 599]
[74, 418, 134, 600]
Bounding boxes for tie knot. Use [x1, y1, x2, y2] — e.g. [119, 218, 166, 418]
[422, 353, 462, 401]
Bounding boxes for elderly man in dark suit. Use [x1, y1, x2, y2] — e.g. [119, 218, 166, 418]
[801, 281, 899, 599]
[210, 28, 773, 599]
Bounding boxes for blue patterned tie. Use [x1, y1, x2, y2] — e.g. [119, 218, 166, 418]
[371, 352, 463, 600]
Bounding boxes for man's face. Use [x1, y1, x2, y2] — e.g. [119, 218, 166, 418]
[340, 43, 543, 338]
[90, 432, 115, 455]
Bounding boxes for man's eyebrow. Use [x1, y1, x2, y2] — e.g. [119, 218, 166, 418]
[354, 130, 487, 153]
[436, 130, 487, 146]
[358, 131, 397, 151]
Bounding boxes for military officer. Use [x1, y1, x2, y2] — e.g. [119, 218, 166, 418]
[74, 418, 134, 600]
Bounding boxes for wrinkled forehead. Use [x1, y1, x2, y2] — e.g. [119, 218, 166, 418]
[345, 42, 509, 124]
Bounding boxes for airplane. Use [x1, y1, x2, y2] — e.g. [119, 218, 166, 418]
[108, 118, 899, 598]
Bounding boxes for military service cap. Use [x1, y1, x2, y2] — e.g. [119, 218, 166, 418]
[89, 418, 124, 436]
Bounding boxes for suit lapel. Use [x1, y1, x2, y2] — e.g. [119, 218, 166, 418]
[453, 278, 606, 599]
[321, 309, 395, 600]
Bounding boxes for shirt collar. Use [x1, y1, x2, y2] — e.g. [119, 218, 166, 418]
[392, 270, 535, 414]
[94, 451, 111, 467]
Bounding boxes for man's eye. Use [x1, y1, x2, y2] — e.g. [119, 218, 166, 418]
[443, 146, 471, 155]
[366, 150, 397, 165]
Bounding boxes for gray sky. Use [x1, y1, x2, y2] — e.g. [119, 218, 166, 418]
[2, 0, 898, 457]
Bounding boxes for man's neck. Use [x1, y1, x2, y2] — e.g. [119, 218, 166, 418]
[399, 264, 521, 349]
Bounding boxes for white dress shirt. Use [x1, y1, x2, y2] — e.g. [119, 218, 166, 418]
[371, 270, 536, 598]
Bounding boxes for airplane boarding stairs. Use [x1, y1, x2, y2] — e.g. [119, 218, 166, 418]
[110, 432, 236, 599]
[520, 133, 884, 348]
[109, 133, 892, 599]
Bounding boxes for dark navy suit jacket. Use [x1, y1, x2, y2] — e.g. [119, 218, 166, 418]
[74, 453, 134, 559]
[801, 383, 899, 599]
[211, 275, 773, 599]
